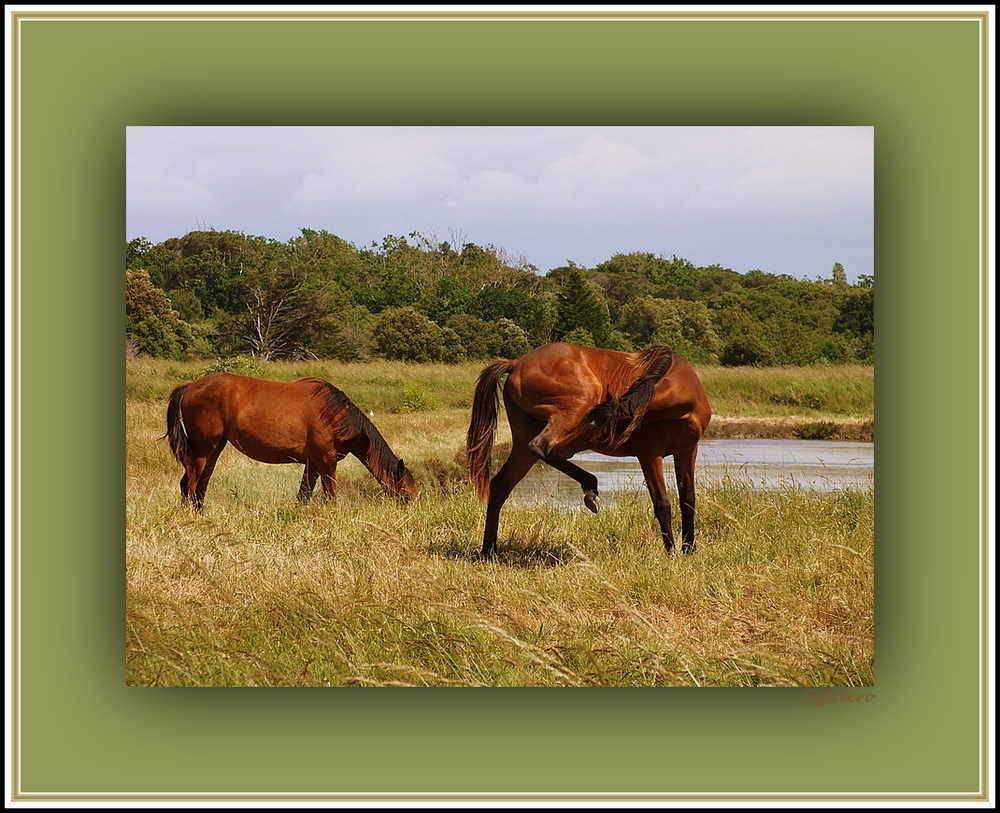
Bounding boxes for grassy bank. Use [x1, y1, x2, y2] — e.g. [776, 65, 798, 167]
[127, 356, 874, 440]
[126, 357, 873, 687]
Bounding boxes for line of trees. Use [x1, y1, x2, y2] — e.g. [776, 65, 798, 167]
[126, 229, 874, 366]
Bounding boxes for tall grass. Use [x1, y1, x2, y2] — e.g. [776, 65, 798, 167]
[126, 358, 874, 687]
[699, 364, 873, 417]
[127, 357, 873, 419]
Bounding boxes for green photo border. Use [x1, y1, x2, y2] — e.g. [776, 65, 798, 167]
[10, 9, 990, 803]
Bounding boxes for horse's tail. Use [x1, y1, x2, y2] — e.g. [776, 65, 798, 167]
[587, 344, 674, 447]
[466, 359, 514, 502]
[164, 384, 194, 470]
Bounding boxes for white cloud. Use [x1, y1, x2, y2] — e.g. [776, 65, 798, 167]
[434, 128, 871, 218]
[534, 135, 658, 209]
[127, 126, 873, 279]
[126, 153, 214, 213]
[444, 169, 534, 208]
[287, 136, 463, 208]
[681, 127, 873, 215]
[439, 135, 661, 212]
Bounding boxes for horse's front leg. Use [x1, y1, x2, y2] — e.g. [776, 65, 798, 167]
[526, 410, 591, 464]
[637, 453, 676, 554]
[316, 455, 339, 501]
[545, 458, 601, 513]
[297, 460, 319, 503]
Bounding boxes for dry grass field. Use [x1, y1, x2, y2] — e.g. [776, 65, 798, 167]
[126, 357, 874, 687]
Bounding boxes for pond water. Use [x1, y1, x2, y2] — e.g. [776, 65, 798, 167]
[510, 439, 874, 508]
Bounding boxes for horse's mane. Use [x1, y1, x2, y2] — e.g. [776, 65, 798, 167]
[313, 381, 400, 479]
[586, 344, 674, 447]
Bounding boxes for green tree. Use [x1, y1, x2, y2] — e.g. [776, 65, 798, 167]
[717, 306, 773, 366]
[833, 285, 874, 362]
[356, 235, 427, 312]
[473, 282, 555, 346]
[125, 237, 153, 271]
[178, 249, 238, 312]
[286, 228, 366, 296]
[619, 296, 720, 361]
[422, 276, 475, 323]
[590, 270, 654, 322]
[444, 314, 531, 359]
[125, 268, 192, 358]
[491, 318, 532, 358]
[230, 247, 339, 360]
[835, 287, 874, 336]
[126, 316, 184, 359]
[439, 325, 466, 363]
[299, 287, 375, 362]
[556, 267, 612, 347]
[653, 300, 719, 353]
[561, 327, 596, 347]
[697, 264, 742, 296]
[126, 268, 180, 326]
[445, 314, 494, 359]
[595, 252, 701, 291]
[720, 334, 773, 367]
[127, 237, 183, 290]
[373, 307, 448, 362]
[167, 288, 204, 323]
[618, 296, 665, 346]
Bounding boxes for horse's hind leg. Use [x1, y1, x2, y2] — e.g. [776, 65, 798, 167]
[545, 459, 600, 513]
[482, 443, 538, 559]
[638, 453, 676, 554]
[185, 439, 227, 511]
[673, 446, 698, 554]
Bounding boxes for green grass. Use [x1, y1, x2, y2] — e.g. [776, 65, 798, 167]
[698, 364, 874, 417]
[127, 357, 873, 419]
[126, 357, 874, 687]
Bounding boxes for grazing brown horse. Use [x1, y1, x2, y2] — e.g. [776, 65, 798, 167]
[467, 342, 711, 559]
[165, 373, 418, 510]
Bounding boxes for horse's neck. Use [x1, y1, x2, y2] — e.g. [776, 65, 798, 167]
[349, 431, 396, 487]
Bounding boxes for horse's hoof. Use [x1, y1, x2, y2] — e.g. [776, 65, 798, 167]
[584, 492, 600, 513]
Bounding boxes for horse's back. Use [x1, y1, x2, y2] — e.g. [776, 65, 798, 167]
[509, 341, 704, 404]
[185, 373, 323, 402]
[517, 342, 625, 370]
[507, 342, 710, 446]
[180, 374, 340, 465]
[181, 373, 324, 435]
[507, 342, 627, 404]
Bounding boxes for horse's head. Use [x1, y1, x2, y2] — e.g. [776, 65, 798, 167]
[393, 458, 419, 503]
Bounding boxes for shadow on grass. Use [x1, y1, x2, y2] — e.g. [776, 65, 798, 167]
[427, 536, 578, 569]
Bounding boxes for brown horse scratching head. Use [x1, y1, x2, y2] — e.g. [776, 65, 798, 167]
[164, 373, 418, 510]
[466, 342, 711, 559]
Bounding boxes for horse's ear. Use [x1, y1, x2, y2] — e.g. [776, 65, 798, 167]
[397, 458, 406, 474]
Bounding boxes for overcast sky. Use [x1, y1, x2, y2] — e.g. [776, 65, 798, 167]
[127, 126, 874, 282]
